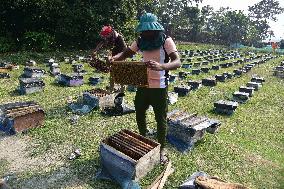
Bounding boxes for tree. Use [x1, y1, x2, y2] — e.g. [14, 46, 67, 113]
[0, 0, 154, 51]
[248, 0, 284, 21]
[280, 40, 284, 49]
[247, 0, 284, 43]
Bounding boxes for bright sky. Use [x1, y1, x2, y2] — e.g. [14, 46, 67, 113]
[198, 0, 284, 41]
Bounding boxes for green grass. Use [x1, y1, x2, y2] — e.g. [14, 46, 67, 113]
[0, 46, 283, 189]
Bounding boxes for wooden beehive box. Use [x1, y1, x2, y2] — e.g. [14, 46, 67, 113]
[111, 61, 148, 87]
[100, 129, 160, 181]
[83, 88, 124, 109]
[0, 102, 44, 134]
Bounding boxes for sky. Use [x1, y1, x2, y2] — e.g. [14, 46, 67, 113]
[198, 0, 284, 41]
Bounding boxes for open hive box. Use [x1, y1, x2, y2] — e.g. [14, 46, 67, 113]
[100, 129, 160, 181]
[111, 61, 148, 87]
[83, 88, 123, 109]
[0, 67, 12, 73]
[0, 62, 14, 73]
[0, 101, 44, 134]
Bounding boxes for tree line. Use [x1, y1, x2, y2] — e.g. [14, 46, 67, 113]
[0, 0, 283, 52]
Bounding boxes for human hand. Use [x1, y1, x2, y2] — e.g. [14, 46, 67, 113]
[106, 56, 113, 65]
[146, 60, 164, 71]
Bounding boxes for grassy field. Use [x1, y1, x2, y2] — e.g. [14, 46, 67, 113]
[0, 44, 283, 189]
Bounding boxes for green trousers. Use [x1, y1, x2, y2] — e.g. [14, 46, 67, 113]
[134, 87, 168, 149]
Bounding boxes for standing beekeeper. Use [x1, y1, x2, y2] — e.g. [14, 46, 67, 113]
[92, 25, 127, 92]
[112, 13, 181, 163]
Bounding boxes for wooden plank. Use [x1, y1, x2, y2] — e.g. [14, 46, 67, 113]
[147, 161, 174, 189]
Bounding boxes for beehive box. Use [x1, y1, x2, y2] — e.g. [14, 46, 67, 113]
[174, 85, 191, 97]
[274, 70, 284, 78]
[192, 69, 201, 75]
[211, 65, 220, 70]
[72, 64, 86, 73]
[50, 65, 61, 76]
[239, 86, 254, 97]
[220, 63, 229, 68]
[193, 62, 201, 67]
[167, 110, 221, 151]
[232, 91, 250, 103]
[251, 77, 265, 84]
[244, 65, 253, 71]
[111, 61, 148, 87]
[215, 74, 226, 82]
[233, 69, 243, 76]
[0, 101, 44, 134]
[201, 67, 210, 73]
[23, 67, 45, 78]
[178, 71, 188, 79]
[169, 74, 178, 82]
[58, 74, 83, 87]
[246, 82, 261, 91]
[0, 63, 13, 73]
[202, 78, 217, 87]
[83, 88, 123, 109]
[89, 77, 101, 85]
[214, 100, 238, 115]
[19, 78, 45, 94]
[202, 61, 209, 65]
[0, 73, 10, 79]
[181, 63, 192, 69]
[100, 129, 160, 181]
[187, 80, 202, 90]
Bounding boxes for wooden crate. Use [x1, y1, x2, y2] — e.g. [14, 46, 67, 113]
[0, 68, 12, 73]
[100, 129, 160, 181]
[0, 102, 44, 134]
[111, 61, 148, 87]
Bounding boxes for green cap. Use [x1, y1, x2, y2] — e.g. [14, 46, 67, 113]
[136, 13, 164, 32]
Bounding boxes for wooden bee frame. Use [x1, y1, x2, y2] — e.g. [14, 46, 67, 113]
[111, 61, 148, 87]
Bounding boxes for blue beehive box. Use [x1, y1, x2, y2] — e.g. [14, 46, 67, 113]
[167, 110, 221, 152]
[89, 77, 101, 85]
[58, 74, 84, 87]
[214, 100, 238, 115]
[181, 63, 192, 69]
[174, 85, 191, 97]
[23, 67, 45, 78]
[19, 78, 45, 95]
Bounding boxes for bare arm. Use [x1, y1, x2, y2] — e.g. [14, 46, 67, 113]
[92, 41, 104, 54]
[147, 51, 181, 71]
[113, 47, 136, 61]
[162, 51, 181, 71]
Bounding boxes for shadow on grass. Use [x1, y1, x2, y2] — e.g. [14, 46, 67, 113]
[45, 104, 70, 120]
[70, 158, 120, 189]
[7, 156, 120, 189]
[49, 82, 68, 88]
[8, 89, 21, 97]
[207, 108, 234, 118]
